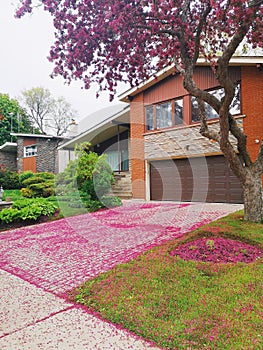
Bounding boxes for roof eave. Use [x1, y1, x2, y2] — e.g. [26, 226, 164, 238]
[119, 56, 263, 102]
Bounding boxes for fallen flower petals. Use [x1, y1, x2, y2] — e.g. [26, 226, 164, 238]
[170, 237, 263, 263]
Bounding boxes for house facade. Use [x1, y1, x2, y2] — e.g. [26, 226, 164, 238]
[118, 57, 263, 204]
[0, 134, 66, 174]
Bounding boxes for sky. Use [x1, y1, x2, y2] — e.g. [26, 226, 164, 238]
[0, 1, 127, 124]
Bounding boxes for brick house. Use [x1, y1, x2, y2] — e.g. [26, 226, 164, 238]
[119, 56, 263, 203]
[0, 134, 66, 174]
[60, 56, 263, 203]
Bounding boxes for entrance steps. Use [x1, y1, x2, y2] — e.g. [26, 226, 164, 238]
[110, 172, 132, 199]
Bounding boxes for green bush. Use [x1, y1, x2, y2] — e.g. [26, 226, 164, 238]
[0, 208, 21, 223]
[55, 160, 78, 195]
[101, 195, 122, 208]
[20, 171, 55, 198]
[54, 142, 122, 212]
[20, 187, 34, 198]
[19, 171, 34, 185]
[37, 172, 54, 180]
[0, 169, 20, 189]
[22, 176, 45, 186]
[0, 198, 58, 224]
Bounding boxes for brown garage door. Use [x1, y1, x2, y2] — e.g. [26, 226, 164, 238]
[150, 156, 243, 203]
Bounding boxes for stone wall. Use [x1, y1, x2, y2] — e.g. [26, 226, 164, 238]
[16, 138, 24, 172]
[0, 151, 17, 171]
[36, 138, 60, 174]
[144, 117, 244, 160]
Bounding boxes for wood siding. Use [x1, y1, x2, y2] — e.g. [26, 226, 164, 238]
[23, 156, 37, 173]
[144, 66, 241, 105]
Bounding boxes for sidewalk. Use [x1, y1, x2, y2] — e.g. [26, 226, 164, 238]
[0, 201, 242, 349]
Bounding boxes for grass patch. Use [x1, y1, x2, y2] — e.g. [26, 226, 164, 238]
[3, 189, 22, 201]
[71, 211, 263, 349]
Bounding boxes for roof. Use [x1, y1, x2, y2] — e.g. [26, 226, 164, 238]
[59, 105, 130, 150]
[10, 133, 69, 140]
[0, 142, 17, 153]
[119, 56, 263, 102]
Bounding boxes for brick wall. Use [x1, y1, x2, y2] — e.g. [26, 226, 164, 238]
[130, 94, 146, 199]
[242, 66, 263, 162]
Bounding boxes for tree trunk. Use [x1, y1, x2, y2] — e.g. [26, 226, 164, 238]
[243, 173, 263, 222]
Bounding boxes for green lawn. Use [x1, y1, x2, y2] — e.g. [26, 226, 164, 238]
[3, 189, 22, 202]
[71, 212, 263, 350]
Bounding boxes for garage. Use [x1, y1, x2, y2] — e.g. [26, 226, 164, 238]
[150, 156, 243, 203]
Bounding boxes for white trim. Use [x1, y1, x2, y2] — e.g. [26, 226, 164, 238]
[145, 160, 151, 201]
[24, 144, 37, 157]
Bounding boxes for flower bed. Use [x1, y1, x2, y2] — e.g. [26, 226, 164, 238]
[170, 236, 263, 263]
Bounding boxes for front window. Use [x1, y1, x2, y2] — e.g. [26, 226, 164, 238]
[191, 83, 241, 122]
[146, 105, 154, 131]
[156, 101, 172, 129]
[174, 98, 183, 125]
[24, 145, 37, 157]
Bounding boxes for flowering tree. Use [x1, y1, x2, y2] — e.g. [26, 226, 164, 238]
[16, 0, 263, 221]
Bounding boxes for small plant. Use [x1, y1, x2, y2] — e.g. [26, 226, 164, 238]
[206, 239, 215, 250]
[20, 187, 34, 198]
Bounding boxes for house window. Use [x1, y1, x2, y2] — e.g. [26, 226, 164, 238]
[145, 98, 184, 131]
[146, 105, 154, 130]
[191, 83, 241, 122]
[156, 101, 172, 129]
[105, 149, 129, 172]
[174, 98, 183, 125]
[24, 145, 37, 157]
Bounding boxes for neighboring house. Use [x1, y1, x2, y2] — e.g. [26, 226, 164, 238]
[0, 142, 17, 172]
[60, 105, 130, 171]
[61, 56, 263, 203]
[0, 133, 67, 174]
[59, 105, 131, 198]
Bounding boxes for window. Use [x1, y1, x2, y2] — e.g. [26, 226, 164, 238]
[145, 98, 184, 131]
[146, 105, 154, 130]
[156, 101, 172, 129]
[191, 83, 241, 122]
[24, 145, 37, 157]
[174, 98, 183, 125]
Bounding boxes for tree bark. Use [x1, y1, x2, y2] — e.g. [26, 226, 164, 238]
[243, 172, 263, 222]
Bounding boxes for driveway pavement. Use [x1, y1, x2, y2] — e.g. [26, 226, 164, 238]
[0, 201, 242, 349]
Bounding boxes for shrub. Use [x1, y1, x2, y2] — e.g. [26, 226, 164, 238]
[101, 195, 122, 208]
[0, 169, 20, 189]
[93, 155, 114, 199]
[22, 176, 45, 187]
[37, 172, 55, 180]
[19, 171, 34, 185]
[20, 171, 55, 198]
[20, 187, 34, 198]
[0, 198, 58, 224]
[0, 208, 21, 223]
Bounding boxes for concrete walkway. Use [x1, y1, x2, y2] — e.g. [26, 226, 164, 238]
[0, 201, 242, 349]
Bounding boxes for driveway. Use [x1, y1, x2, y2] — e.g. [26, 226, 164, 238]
[0, 201, 242, 349]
